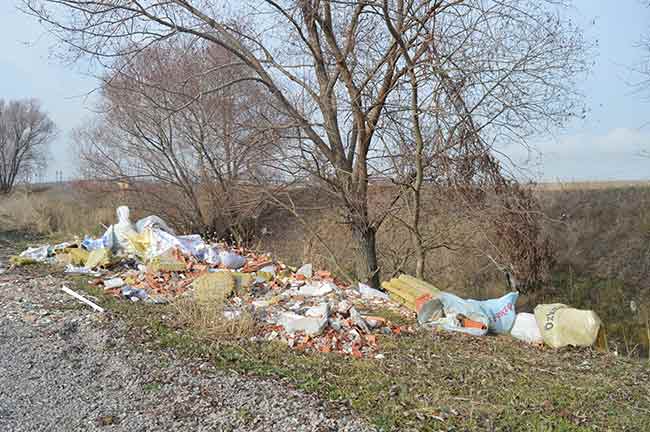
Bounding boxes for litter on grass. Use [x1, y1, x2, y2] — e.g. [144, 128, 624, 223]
[11, 206, 603, 355]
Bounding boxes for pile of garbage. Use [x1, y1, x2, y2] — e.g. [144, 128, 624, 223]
[11, 206, 603, 355]
[383, 275, 603, 349]
[11, 206, 413, 358]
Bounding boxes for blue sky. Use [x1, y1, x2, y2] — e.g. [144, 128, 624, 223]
[0, 1, 649, 182]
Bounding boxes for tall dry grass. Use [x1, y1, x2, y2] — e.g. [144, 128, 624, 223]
[0, 188, 115, 238]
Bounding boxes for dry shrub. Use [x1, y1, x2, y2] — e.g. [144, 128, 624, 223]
[172, 297, 255, 340]
[0, 189, 114, 237]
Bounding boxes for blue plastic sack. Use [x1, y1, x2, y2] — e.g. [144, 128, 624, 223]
[474, 292, 519, 334]
[438, 291, 519, 335]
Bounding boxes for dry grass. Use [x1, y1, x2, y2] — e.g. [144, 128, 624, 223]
[0, 188, 115, 238]
[171, 297, 256, 340]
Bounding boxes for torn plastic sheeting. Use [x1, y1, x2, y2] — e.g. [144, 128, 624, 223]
[417, 298, 445, 326]
[435, 314, 489, 337]
[135, 215, 175, 235]
[510, 313, 543, 344]
[121, 285, 148, 301]
[534, 304, 601, 348]
[146, 228, 205, 260]
[111, 206, 138, 254]
[19, 245, 51, 262]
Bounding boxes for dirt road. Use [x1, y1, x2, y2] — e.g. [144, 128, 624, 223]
[0, 239, 375, 432]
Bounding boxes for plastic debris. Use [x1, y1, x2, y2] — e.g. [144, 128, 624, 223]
[19, 245, 51, 262]
[85, 248, 112, 269]
[121, 285, 148, 301]
[136, 215, 175, 234]
[103, 277, 125, 289]
[510, 313, 543, 344]
[296, 263, 313, 279]
[534, 304, 601, 348]
[62, 285, 105, 312]
[219, 251, 246, 269]
[64, 264, 101, 276]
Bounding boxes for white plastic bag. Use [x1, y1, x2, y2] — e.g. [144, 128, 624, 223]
[510, 313, 543, 344]
[146, 228, 205, 259]
[219, 251, 246, 269]
[111, 206, 138, 254]
[135, 215, 175, 235]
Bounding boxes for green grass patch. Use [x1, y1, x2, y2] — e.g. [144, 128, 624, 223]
[63, 274, 650, 431]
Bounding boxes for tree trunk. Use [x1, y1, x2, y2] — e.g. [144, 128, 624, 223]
[415, 243, 425, 279]
[352, 224, 380, 288]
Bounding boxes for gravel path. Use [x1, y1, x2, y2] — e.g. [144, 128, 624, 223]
[0, 243, 376, 432]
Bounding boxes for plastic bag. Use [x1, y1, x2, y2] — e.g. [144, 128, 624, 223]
[534, 304, 601, 348]
[219, 251, 246, 269]
[434, 314, 488, 336]
[437, 291, 518, 335]
[510, 313, 543, 344]
[19, 245, 51, 262]
[110, 206, 138, 254]
[438, 292, 490, 331]
[475, 292, 519, 334]
[135, 215, 175, 235]
[146, 228, 205, 260]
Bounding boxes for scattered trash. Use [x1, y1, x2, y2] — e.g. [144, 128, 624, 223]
[417, 298, 445, 326]
[64, 264, 101, 277]
[121, 285, 148, 301]
[103, 277, 125, 289]
[18, 245, 51, 262]
[62, 285, 105, 312]
[13, 205, 603, 356]
[135, 215, 175, 235]
[219, 251, 246, 269]
[510, 313, 543, 344]
[296, 263, 313, 279]
[534, 304, 601, 348]
[85, 248, 112, 269]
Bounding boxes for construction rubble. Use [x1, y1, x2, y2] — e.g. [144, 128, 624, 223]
[9, 206, 604, 356]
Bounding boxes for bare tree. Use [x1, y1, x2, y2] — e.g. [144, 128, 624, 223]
[0, 98, 56, 194]
[74, 38, 279, 235]
[25, 0, 587, 287]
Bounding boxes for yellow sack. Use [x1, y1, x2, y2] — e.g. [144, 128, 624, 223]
[85, 248, 113, 269]
[193, 272, 235, 305]
[534, 304, 601, 348]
